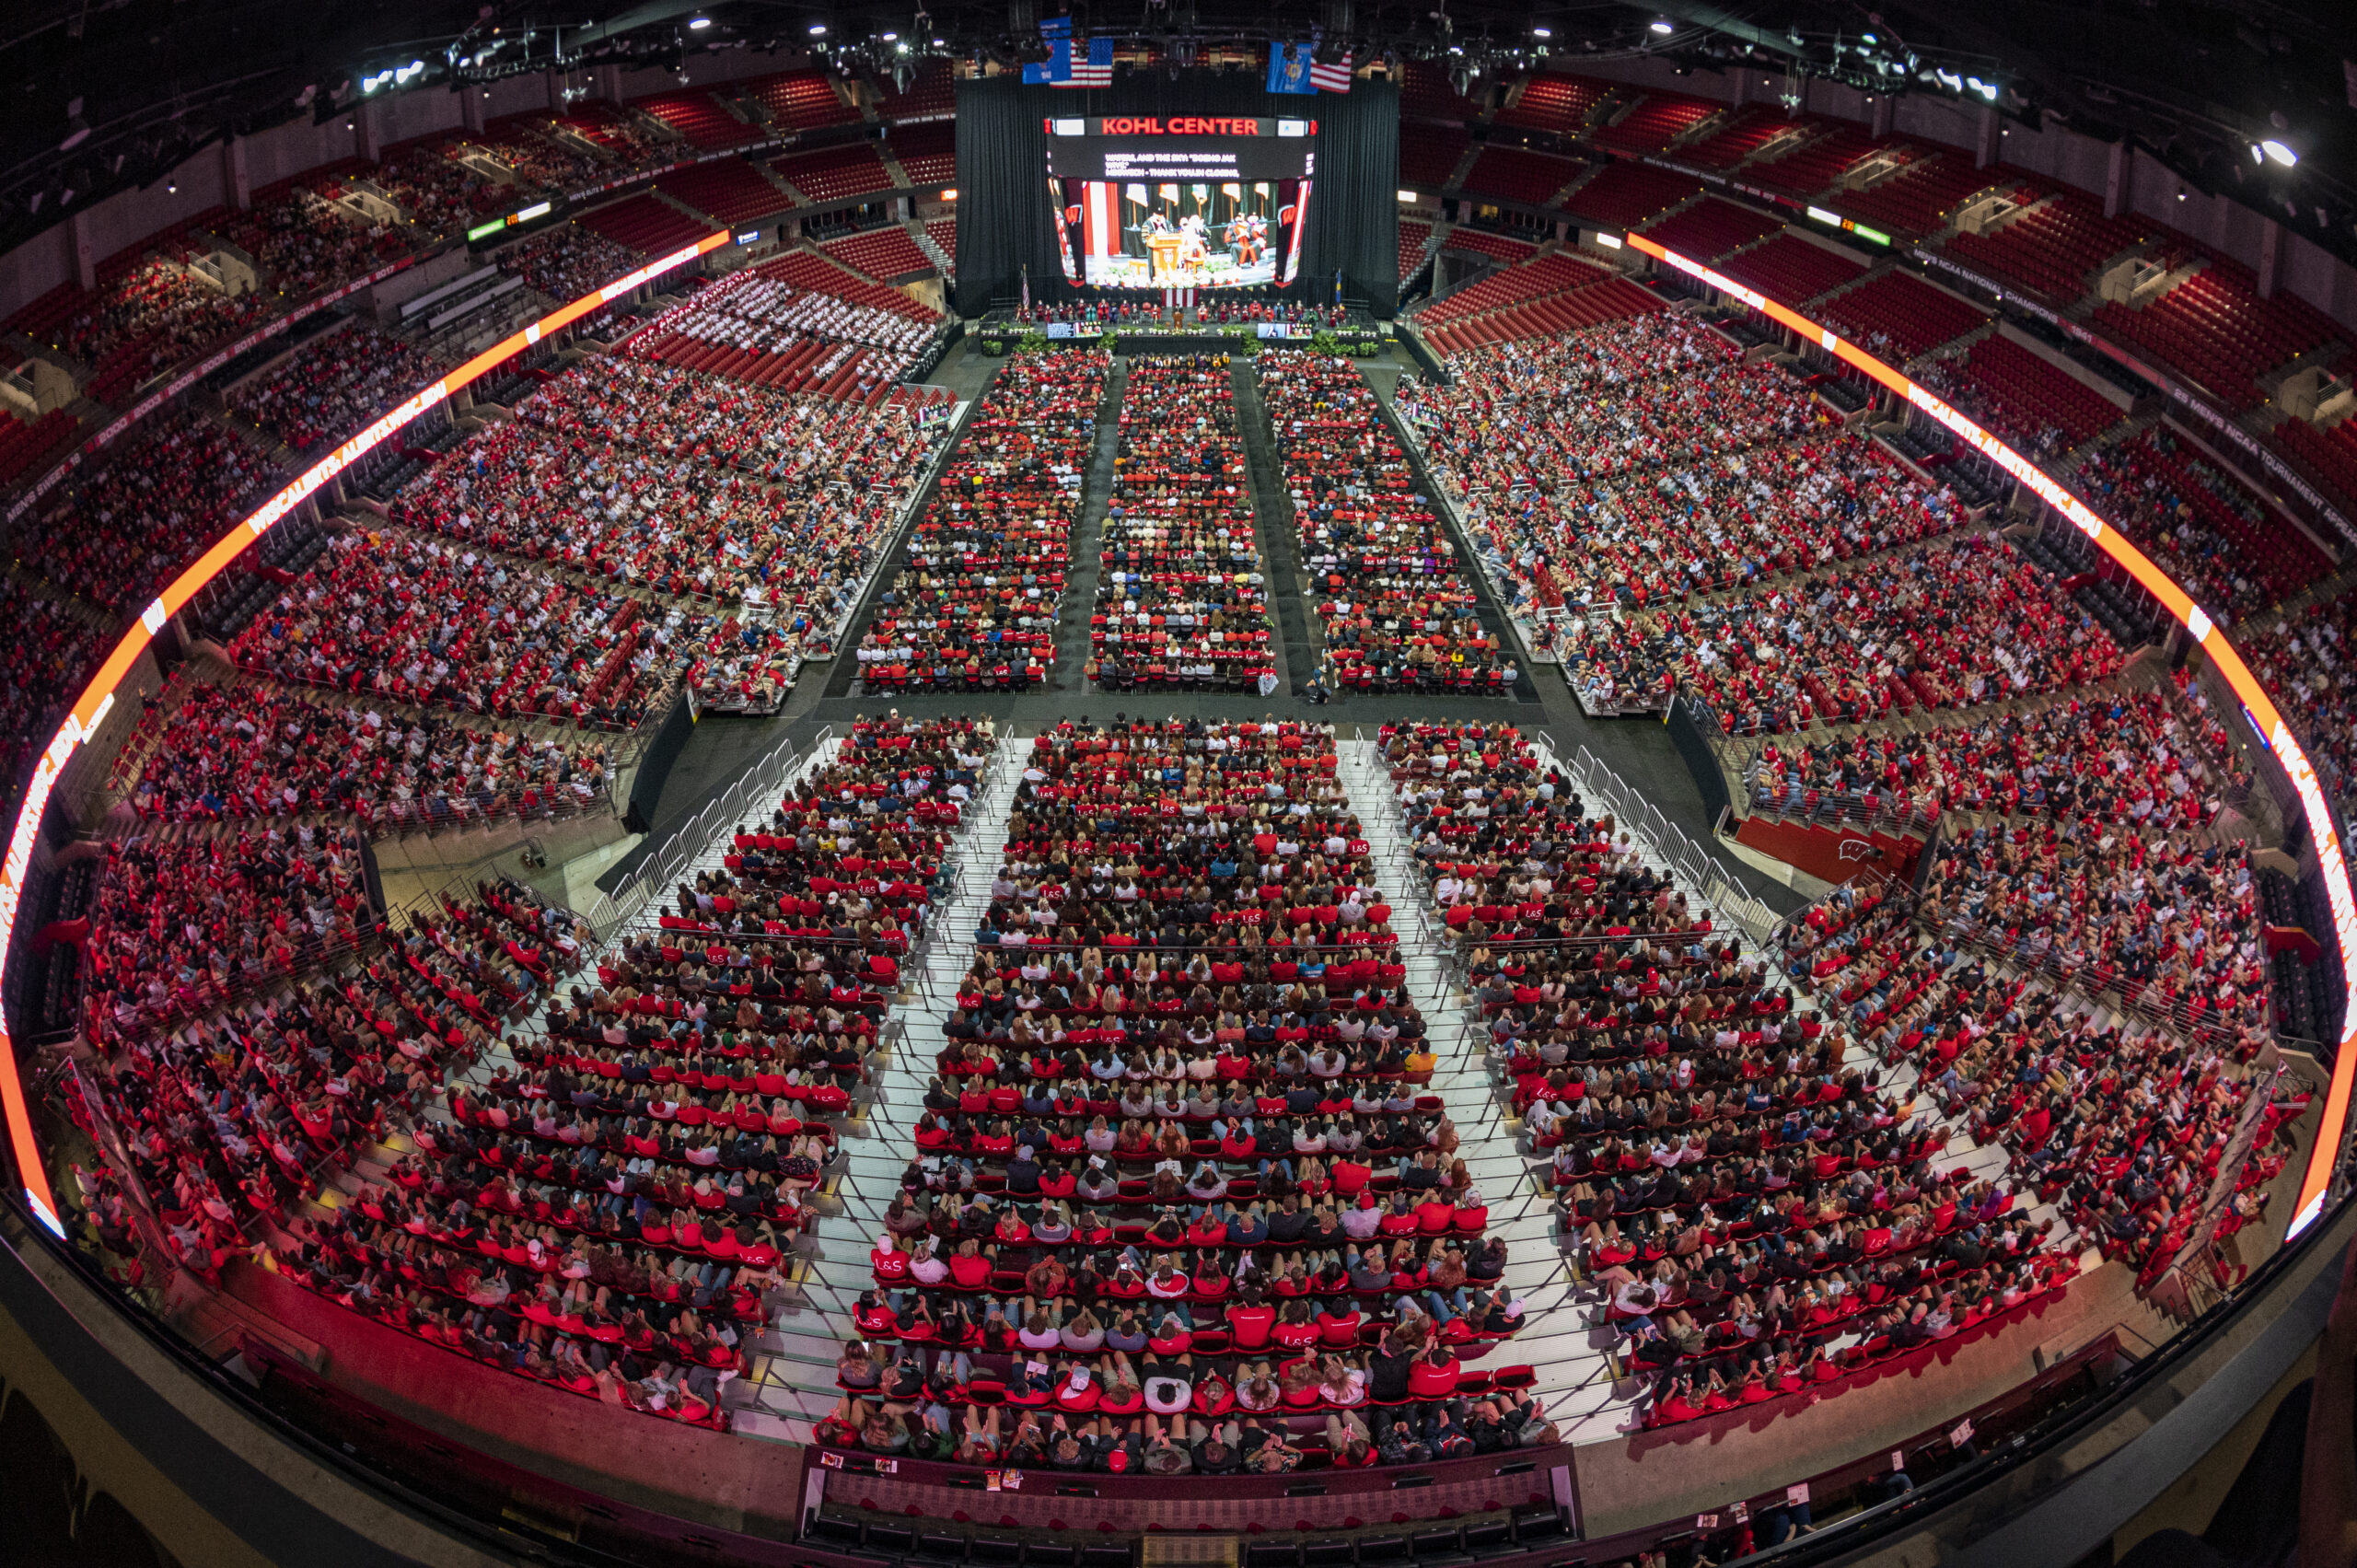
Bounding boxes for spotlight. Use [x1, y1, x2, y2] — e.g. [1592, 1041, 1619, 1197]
[2177, 186, 2188, 200]
[167, 180, 177, 193]
[1649, 19, 1674, 33]
[1531, 27, 1550, 38]
[2260, 139, 2297, 167]
[688, 15, 711, 28]
[809, 22, 827, 34]
[1861, 31, 1876, 43]
[882, 31, 898, 40]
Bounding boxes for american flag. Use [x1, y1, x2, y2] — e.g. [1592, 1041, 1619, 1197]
[1310, 51, 1354, 92]
[1062, 35, 1113, 87]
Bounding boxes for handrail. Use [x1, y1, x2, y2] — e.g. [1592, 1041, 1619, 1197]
[584, 722, 825, 942]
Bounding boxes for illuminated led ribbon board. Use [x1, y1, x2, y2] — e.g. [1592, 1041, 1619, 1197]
[1627, 231, 2357, 1240]
[0, 228, 731, 1238]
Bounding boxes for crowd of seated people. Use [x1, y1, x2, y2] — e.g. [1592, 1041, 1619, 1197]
[76, 826, 377, 1043]
[394, 354, 935, 659]
[1260, 351, 1514, 694]
[261, 863, 839, 1430]
[75, 946, 496, 1279]
[48, 762, 832, 1427]
[1913, 353, 2082, 465]
[2237, 587, 2357, 819]
[250, 885, 771, 1426]
[633, 713, 995, 958]
[0, 577, 97, 819]
[17, 409, 280, 617]
[227, 324, 442, 454]
[39, 251, 270, 385]
[1920, 817, 2268, 1040]
[1747, 677, 2248, 832]
[374, 139, 515, 236]
[859, 351, 1108, 691]
[123, 680, 613, 829]
[1088, 354, 1274, 691]
[1565, 534, 2122, 731]
[1782, 888, 2287, 1287]
[2072, 426, 2328, 621]
[281, 1167, 759, 1425]
[1404, 318, 1970, 611]
[1013, 296, 1349, 330]
[1383, 719, 1696, 926]
[217, 176, 400, 299]
[1379, 722, 2102, 1427]
[625, 263, 938, 389]
[819, 719, 1542, 1471]
[981, 718, 1389, 959]
[496, 226, 644, 304]
[227, 529, 677, 729]
[829, 1188, 1535, 1471]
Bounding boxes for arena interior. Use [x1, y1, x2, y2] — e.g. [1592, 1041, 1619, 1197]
[1, 3, 2356, 1566]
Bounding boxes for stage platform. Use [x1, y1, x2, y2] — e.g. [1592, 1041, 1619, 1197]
[970, 316, 1389, 355]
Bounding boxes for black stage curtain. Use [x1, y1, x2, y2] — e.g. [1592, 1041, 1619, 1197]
[954, 71, 1398, 317]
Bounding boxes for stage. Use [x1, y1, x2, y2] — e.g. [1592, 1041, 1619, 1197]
[970, 317, 1390, 355]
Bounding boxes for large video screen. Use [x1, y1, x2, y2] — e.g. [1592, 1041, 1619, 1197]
[1045, 116, 1316, 290]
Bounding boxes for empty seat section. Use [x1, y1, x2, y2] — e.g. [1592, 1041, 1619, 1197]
[1638, 198, 1782, 261]
[630, 89, 761, 150]
[889, 122, 956, 186]
[1593, 92, 1723, 154]
[573, 193, 711, 255]
[1817, 271, 1989, 359]
[1836, 156, 2002, 239]
[1562, 162, 1703, 229]
[1398, 124, 1471, 192]
[655, 160, 791, 226]
[1458, 145, 1584, 204]
[1945, 185, 2148, 303]
[2090, 254, 2341, 412]
[822, 227, 934, 281]
[739, 69, 862, 132]
[1714, 232, 1869, 304]
[773, 143, 895, 203]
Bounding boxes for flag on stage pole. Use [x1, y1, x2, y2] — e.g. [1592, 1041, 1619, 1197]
[1020, 263, 1030, 313]
[1311, 52, 1354, 92]
[1267, 41, 1317, 94]
[1221, 181, 1242, 201]
[1158, 183, 1180, 204]
[1125, 183, 1151, 207]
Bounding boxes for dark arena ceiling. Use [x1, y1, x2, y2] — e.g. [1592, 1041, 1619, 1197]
[2, 0, 2353, 261]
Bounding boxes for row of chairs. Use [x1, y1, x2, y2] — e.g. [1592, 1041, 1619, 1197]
[805, 1504, 1569, 1568]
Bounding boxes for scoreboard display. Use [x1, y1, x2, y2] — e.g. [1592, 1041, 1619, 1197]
[1044, 116, 1318, 183]
[1045, 117, 1318, 291]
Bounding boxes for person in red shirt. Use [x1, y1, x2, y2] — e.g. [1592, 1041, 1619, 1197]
[870, 1232, 909, 1284]
[1406, 1343, 1461, 1399]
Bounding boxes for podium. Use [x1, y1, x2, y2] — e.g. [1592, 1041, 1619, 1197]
[1145, 232, 1185, 282]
